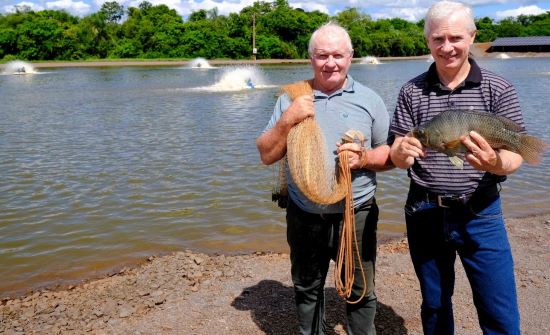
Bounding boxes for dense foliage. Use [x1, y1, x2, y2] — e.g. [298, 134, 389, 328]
[1, 0, 549, 61]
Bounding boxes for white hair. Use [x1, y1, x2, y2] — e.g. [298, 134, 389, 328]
[424, 1, 477, 37]
[308, 21, 353, 56]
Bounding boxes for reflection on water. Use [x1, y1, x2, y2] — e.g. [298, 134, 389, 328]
[0, 58, 549, 297]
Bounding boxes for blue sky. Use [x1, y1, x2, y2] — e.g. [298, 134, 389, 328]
[2, 0, 549, 22]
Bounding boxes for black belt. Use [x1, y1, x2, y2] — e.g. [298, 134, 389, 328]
[315, 197, 375, 220]
[412, 183, 500, 209]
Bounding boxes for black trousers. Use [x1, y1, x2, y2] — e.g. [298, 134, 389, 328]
[286, 198, 379, 335]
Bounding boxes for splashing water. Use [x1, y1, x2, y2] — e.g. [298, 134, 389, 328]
[2, 60, 37, 75]
[188, 58, 214, 69]
[360, 56, 380, 65]
[195, 66, 274, 92]
[495, 53, 511, 59]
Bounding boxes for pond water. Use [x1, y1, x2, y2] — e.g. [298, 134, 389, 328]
[1, 57, 549, 297]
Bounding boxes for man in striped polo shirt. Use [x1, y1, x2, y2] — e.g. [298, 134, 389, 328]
[390, 1, 522, 334]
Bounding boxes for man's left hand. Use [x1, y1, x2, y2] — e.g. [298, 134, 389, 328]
[461, 131, 501, 172]
[337, 142, 366, 169]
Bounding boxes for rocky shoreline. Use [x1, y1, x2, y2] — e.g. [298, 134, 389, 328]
[1, 213, 549, 334]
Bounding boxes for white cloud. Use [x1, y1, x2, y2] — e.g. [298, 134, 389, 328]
[495, 5, 547, 19]
[1, 0, 549, 20]
[292, 2, 329, 14]
[92, 0, 130, 5]
[46, 0, 90, 14]
[105, 0, 262, 17]
[184, 0, 255, 16]
[4, 1, 45, 12]
[468, 0, 509, 5]
[372, 6, 428, 22]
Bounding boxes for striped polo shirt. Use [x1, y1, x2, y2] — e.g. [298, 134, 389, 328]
[390, 58, 525, 194]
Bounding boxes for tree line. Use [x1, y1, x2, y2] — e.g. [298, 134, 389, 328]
[1, 0, 549, 61]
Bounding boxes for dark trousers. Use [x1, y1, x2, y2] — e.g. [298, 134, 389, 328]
[286, 198, 378, 335]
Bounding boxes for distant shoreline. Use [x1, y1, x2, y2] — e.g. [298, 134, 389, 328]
[3, 52, 549, 70]
[14, 56, 430, 69]
[2, 42, 550, 70]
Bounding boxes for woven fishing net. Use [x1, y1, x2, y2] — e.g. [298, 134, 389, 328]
[273, 80, 347, 205]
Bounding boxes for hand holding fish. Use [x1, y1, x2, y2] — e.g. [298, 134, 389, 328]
[461, 130, 498, 167]
[461, 131, 523, 175]
[390, 134, 426, 169]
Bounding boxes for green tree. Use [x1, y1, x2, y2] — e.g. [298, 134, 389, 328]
[0, 27, 17, 59]
[475, 17, 497, 42]
[256, 34, 298, 58]
[100, 1, 124, 24]
[121, 3, 184, 58]
[189, 9, 207, 22]
[76, 13, 112, 58]
[495, 18, 524, 37]
[0, 4, 547, 61]
[523, 12, 550, 36]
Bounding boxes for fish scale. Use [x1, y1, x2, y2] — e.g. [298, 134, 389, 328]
[411, 110, 547, 168]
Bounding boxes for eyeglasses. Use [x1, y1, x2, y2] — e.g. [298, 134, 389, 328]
[312, 52, 351, 62]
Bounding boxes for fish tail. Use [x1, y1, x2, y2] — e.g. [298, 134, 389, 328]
[518, 134, 548, 165]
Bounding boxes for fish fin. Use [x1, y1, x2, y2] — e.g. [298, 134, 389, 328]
[444, 139, 463, 150]
[492, 114, 524, 132]
[452, 110, 524, 132]
[518, 134, 548, 165]
[449, 156, 464, 169]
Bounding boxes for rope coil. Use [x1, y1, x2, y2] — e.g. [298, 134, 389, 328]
[334, 135, 367, 304]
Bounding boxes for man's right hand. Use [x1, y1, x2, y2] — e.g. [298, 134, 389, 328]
[282, 95, 315, 126]
[256, 95, 314, 165]
[390, 134, 425, 169]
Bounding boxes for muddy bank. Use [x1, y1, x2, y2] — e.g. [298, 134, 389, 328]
[1, 213, 549, 334]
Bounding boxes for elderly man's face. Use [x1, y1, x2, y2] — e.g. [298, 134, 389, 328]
[310, 33, 353, 94]
[427, 14, 475, 76]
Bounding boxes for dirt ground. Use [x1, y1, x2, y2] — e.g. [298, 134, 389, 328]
[1, 212, 549, 334]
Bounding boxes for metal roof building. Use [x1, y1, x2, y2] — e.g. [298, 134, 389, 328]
[488, 36, 550, 52]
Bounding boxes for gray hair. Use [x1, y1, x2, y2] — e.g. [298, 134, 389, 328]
[308, 21, 353, 56]
[424, 1, 477, 37]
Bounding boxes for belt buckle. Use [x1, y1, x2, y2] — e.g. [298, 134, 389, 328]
[437, 195, 448, 208]
[437, 194, 468, 208]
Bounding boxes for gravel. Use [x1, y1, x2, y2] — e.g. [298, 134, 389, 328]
[1, 213, 549, 334]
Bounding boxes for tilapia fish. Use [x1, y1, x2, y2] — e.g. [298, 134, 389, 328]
[411, 110, 547, 168]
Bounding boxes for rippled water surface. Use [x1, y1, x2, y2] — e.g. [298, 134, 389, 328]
[1, 58, 549, 297]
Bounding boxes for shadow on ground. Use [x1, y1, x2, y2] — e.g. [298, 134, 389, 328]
[232, 279, 407, 334]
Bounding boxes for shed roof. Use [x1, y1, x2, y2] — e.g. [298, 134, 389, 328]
[491, 36, 550, 47]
